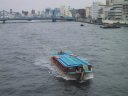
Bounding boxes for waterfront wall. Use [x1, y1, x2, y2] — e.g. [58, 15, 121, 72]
[102, 20, 128, 24]
[76, 18, 128, 26]
[76, 18, 102, 24]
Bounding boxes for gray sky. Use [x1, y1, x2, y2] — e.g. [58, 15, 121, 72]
[0, 0, 105, 11]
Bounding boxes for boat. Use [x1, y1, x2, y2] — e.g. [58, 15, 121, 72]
[51, 51, 93, 81]
[80, 24, 84, 26]
[100, 24, 120, 28]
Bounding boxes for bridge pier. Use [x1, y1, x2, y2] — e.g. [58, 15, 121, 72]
[3, 20, 6, 23]
[52, 18, 56, 22]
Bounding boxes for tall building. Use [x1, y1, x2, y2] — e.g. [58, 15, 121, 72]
[108, 0, 128, 21]
[91, 2, 102, 20]
[70, 8, 78, 18]
[31, 10, 35, 15]
[77, 9, 86, 18]
[60, 6, 72, 17]
[113, 0, 127, 4]
[85, 7, 91, 18]
[22, 10, 29, 16]
[10, 9, 13, 14]
[53, 8, 61, 17]
[106, 0, 114, 6]
[108, 4, 122, 20]
[45, 8, 52, 17]
[122, 0, 128, 21]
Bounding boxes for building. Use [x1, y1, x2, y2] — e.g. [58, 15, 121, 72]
[22, 10, 29, 16]
[106, 0, 114, 6]
[31, 10, 35, 15]
[60, 6, 72, 17]
[102, 5, 113, 19]
[10, 9, 13, 14]
[77, 9, 86, 18]
[108, 0, 128, 20]
[70, 8, 78, 18]
[113, 0, 127, 4]
[108, 4, 122, 20]
[8, 10, 22, 18]
[45, 8, 53, 17]
[38, 11, 41, 16]
[85, 7, 91, 18]
[122, 2, 128, 21]
[53, 8, 61, 17]
[41, 11, 45, 17]
[91, 2, 102, 20]
[103, 0, 128, 24]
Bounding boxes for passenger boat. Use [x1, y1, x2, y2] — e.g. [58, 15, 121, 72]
[51, 51, 93, 81]
[100, 24, 120, 28]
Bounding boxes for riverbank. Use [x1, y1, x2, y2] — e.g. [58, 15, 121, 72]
[76, 18, 128, 27]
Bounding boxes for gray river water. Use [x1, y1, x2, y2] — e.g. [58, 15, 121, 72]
[0, 22, 128, 96]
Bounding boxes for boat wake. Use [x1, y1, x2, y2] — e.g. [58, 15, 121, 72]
[34, 56, 58, 75]
[34, 56, 79, 81]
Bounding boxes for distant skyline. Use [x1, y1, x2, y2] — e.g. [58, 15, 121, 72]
[0, 0, 105, 11]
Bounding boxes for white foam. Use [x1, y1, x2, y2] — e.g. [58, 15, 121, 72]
[34, 56, 77, 80]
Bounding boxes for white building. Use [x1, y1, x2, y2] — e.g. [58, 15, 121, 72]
[91, 2, 102, 20]
[122, 2, 128, 21]
[108, 0, 128, 20]
[103, 0, 128, 24]
[106, 0, 114, 6]
[108, 4, 122, 20]
[85, 7, 91, 18]
[60, 6, 72, 17]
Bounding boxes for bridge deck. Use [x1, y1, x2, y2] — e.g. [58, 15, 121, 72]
[0, 17, 75, 21]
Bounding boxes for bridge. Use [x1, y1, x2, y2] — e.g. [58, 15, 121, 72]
[0, 10, 75, 23]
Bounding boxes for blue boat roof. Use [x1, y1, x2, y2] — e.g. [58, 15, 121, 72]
[52, 52, 89, 67]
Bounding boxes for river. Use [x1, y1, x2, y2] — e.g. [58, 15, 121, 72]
[0, 21, 128, 96]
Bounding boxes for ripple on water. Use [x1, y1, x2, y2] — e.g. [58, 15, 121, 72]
[0, 22, 128, 96]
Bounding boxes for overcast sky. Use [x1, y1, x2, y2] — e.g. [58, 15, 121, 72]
[0, 0, 105, 11]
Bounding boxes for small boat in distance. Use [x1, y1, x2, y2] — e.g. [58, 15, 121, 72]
[80, 24, 84, 26]
[100, 24, 121, 29]
[51, 51, 93, 81]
